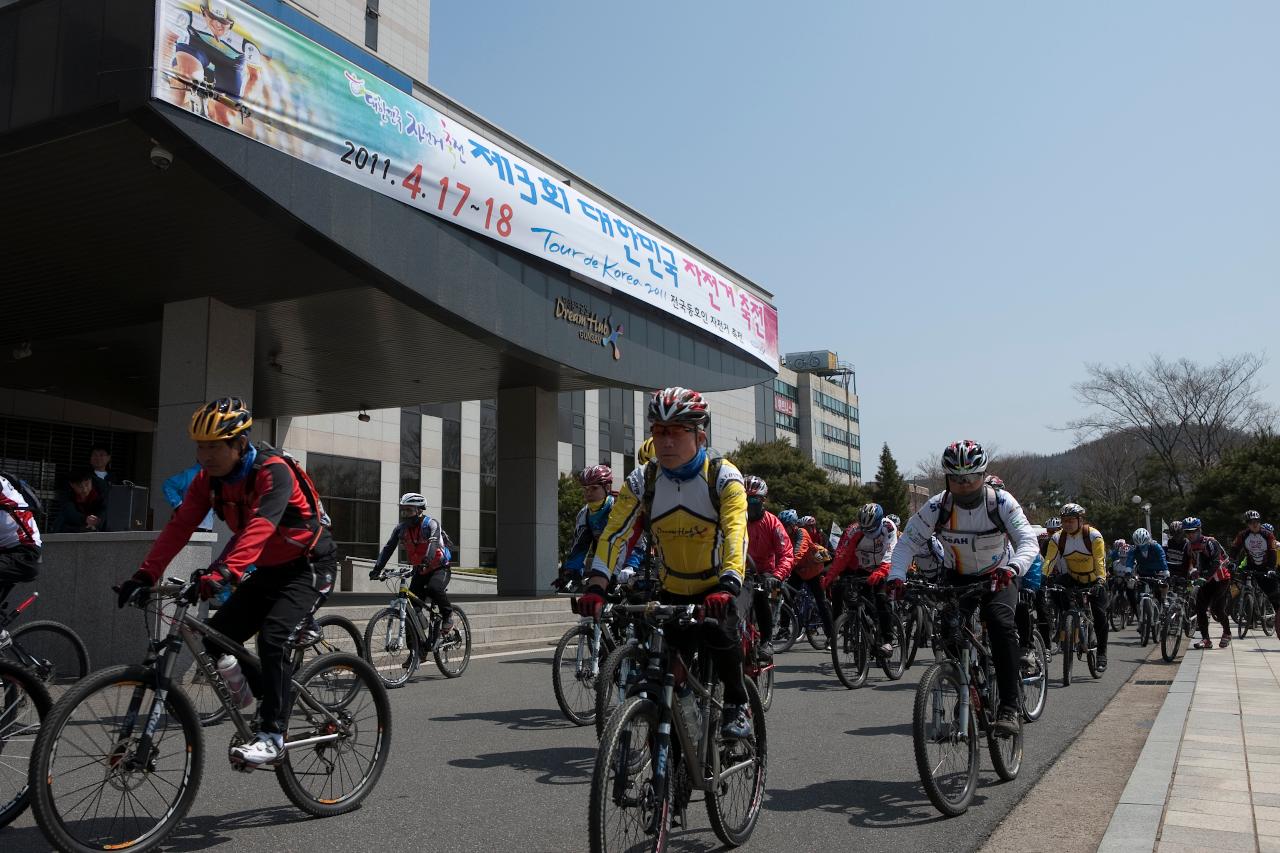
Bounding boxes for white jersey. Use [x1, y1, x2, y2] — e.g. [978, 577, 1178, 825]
[889, 487, 1038, 583]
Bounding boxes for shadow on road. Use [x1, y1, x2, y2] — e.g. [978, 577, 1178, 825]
[844, 722, 913, 738]
[430, 706, 577, 731]
[449, 745, 595, 785]
[766, 777, 967, 827]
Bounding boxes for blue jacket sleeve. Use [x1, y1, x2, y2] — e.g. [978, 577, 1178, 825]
[372, 523, 404, 572]
[1124, 549, 1136, 570]
[162, 467, 196, 509]
[1156, 544, 1168, 575]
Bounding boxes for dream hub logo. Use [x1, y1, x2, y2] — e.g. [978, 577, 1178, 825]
[602, 315, 624, 361]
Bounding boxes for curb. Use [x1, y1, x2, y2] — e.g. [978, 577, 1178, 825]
[1097, 650, 1201, 852]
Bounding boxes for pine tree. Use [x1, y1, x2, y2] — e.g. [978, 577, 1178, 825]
[872, 443, 911, 520]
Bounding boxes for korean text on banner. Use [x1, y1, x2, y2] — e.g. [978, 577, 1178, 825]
[151, 0, 779, 367]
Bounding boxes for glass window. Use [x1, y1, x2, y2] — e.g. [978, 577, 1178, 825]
[442, 419, 461, 471]
[775, 412, 797, 431]
[480, 474, 496, 512]
[442, 508, 460, 566]
[442, 470, 460, 511]
[307, 452, 381, 560]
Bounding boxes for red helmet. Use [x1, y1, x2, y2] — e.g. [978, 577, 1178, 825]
[743, 475, 768, 498]
[578, 465, 613, 488]
[648, 387, 710, 426]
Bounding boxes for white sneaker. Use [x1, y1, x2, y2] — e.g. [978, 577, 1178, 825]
[231, 732, 284, 766]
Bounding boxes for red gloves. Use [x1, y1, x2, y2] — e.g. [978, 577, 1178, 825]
[866, 566, 890, 586]
[578, 587, 606, 619]
[703, 591, 734, 619]
[194, 564, 240, 601]
[991, 567, 1016, 592]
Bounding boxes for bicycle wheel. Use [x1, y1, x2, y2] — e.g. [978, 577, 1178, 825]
[1262, 598, 1276, 637]
[706, 677, 767, 847]
[30, 665, 203, 853]
[830, 612, 868, 690]
[805, 616, 829, 651]
[880, 614, 906, 681]
[589, 695, 670, 853]
[595, 642, 644, 740]
[362, 607, 419, 688]
[770, 600, 798, 655]
[307, 614, 365, 662]
[753, 663, 774, 713]
[173, 659, 229, 727]
[913, 661, 978, 817]
[553, 625, 601, 726]
[1237, 594, 1252, 639]
[8, 621, 90, 693]
[987, 717, 1023, 782]
[1107, 600, 1123, 633]
[1138, 602, 1152, 647]
[275, 652, 390, 817]
[0, 660, 50, 828]
[904, 604, 928, 669]
[433, 607, 471, 678]
[1019, 632, 1048, 723]
[1062, 613, 1077, 687]
[1086, 620, 1101, 679]
[1161, 608, 1183, 662]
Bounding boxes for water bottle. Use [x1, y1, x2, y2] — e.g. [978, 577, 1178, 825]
[677, 685, 702, 739]
[216, 655, 254, 709]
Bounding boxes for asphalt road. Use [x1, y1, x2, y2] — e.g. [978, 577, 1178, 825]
[5, 627, 1161, 853]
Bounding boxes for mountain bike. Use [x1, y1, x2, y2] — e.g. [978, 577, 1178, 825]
[29, 576, 391, 853]
[554, 589, 629, 726]
[1053, 581, 1102, 687]
[0, 659, 51, 828]
[773, 579, 827, 653]
[1232, 569, 1274, 639]
[903, 578, 941, 669]
[1135, 577, 1164, 647]
[0, 585, 90, 696]
[912, 582, 1022, 817]
[830, 576, 905, 689]
[1160, 576, 1196, 662]
[588, 603, 766, 853]
[363, 566, 471, 686]
[1107, 575, 1133, 632]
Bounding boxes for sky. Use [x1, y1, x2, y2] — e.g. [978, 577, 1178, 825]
[428, 2, 1280, 475]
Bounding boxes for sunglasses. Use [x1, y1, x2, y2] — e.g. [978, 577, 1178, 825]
[651, 424, 695, 439]
[949, 473, 983, 485]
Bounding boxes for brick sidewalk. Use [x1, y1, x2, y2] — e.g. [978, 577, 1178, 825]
[1101, 632, 1280, 852]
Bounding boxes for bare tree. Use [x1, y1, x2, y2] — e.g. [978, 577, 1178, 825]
[1075, 431, 1144, 505]
[1069, 354, 1274, 498]
[911, 456, 946, 494]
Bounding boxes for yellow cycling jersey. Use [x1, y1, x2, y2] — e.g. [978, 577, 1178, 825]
[591, 453, 748, 596]
[1044, 526, 1106, 583]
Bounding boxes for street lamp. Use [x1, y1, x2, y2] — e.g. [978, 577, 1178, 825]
[1132, 494, 1152, 532]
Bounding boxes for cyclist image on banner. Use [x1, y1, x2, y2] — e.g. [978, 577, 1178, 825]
[161, 2, 264, 130]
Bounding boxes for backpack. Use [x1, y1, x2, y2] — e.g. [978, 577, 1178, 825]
[1055, 524, 1095, 559]
[211, 442, 331, 553]
[932, 485, 1008, 538]
[0, 469, 44, 517]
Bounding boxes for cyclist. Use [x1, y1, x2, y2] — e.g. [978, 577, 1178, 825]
[1165, 520, 1189, 578]
[1042, 517, 1062, 557]
[555, 465, 626, 592]
[1126, 527, 1169, 610]
[1230, 511, 1279, 619]
[890, 440, 1038, 736]
[163, 1, 263, 128]
[744, 475, 792, 657]
[0, 472, 41, 604]
[822, 503, 899, 656]
[786, 514, 834, 639]
[369, 493, 458, 634]
[1044, 502, 1109, 672]
[1110, 538, 1139, 619]
[1015, 547, 1046, 671]
[1181, 517, 1232, 649]
[115, 398, 336, 765]
[581, 387, 753, 740]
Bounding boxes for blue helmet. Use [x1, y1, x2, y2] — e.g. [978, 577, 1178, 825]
[779, 509, 800, 526]
[1182, 517, 1203, 531]
[858, 503, 885, 531]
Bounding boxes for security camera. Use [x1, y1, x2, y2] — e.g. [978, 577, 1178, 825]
[150, 143, 174, 171]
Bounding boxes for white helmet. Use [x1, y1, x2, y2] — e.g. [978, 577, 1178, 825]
[1132, 528, 1152, 547]
[399, 493, 427, 509]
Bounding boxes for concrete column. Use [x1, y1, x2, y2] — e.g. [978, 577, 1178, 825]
[151, 298, 255, 526]
[496, 386, 559, 596]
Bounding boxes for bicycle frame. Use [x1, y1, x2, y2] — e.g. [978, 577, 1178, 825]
[125, 583, 345, 772]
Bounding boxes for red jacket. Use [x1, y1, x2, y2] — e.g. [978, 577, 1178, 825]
[828, 528, 892, 580]
[141, 452, 328, 580]
[747, 511, 794, 581]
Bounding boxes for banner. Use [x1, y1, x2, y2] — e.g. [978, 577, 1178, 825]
[151, 0, 779, 368]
